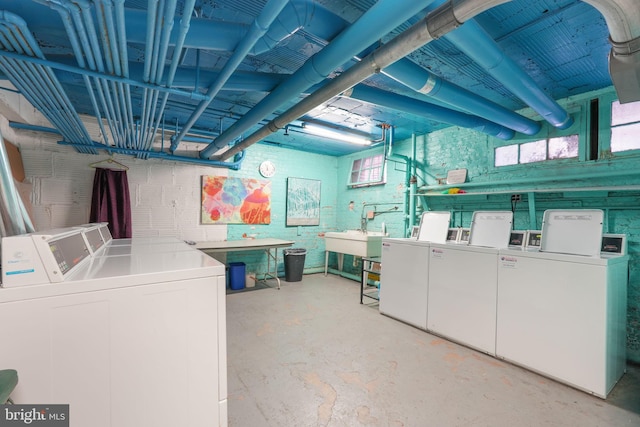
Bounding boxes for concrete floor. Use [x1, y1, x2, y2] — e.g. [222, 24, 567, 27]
[226, 273, 640, 427]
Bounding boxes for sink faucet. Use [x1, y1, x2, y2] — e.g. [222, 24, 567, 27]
[360, 217, 367, 233]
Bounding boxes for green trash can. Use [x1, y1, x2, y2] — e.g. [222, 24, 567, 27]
[284, 248, 306, 282]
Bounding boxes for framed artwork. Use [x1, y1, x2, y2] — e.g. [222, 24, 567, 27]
[286, 177, 321, 226]
[201, 176, 271, 224]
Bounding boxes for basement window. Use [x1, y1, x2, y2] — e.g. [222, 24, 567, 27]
[348, 153, 386, 187]
[495, 135, 578, 167]
[610, 99, 640, 152]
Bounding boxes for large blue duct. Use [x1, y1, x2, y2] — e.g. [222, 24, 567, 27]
[200, 0, 437, 158]
[170, 0, 290, 150]
[213, 0, 515, 161]
[125, 1, 347, 55]
[382, 60, 541, 135]
[443, 17, 573, 129]
[345, 85, 515, 140]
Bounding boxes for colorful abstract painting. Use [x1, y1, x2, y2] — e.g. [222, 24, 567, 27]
[201, 176, 271, 224]
[286, 177, 321, 226]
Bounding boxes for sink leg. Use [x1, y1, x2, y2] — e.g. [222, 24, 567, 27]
[337, 253, 344, 271]
[324, 251, 329, 276]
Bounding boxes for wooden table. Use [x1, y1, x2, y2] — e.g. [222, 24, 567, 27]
[195, 238, 294, 289]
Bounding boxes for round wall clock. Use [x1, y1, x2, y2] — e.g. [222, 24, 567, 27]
[259, 160, 276, 178]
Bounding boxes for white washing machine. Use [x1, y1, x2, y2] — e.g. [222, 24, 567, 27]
[427, 211, 513, 355]
[1, 229, 228, 426]
[427, 243, 500, 354]
[379, 238, 432, 329]
[378, 212, 450, 329]
[97, 239, 195, 257]
[496, 210, 627, 398]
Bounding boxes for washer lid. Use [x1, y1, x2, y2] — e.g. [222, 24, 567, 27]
[541, 209, 603, 256]
[469, 211, 513, 248]
[417, 211, 451, 243]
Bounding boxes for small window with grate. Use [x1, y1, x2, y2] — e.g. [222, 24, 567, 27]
[610, 99, 640, 153]
[348, 153, 385, 187]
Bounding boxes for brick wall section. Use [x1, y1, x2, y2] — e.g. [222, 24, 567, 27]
[221, 143, 338, 277]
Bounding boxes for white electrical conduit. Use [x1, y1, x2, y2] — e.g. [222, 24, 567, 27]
[214, 0, 512, 161]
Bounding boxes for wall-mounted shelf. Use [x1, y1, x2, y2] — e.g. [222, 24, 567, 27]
[417, 185, 640, 197]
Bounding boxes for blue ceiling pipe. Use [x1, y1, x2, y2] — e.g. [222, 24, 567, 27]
[382, 60, 541, 135]
[10, 120, 221, 144]
[345, 85, 515, 140]
[125, 0, 346, 56]
[0, 50, 210, 101]
[20, 0, 532, 143]
[442, 17, 573, 129]
[213, 0, 515, 161]
[36, 0, 114, 147]
[55, 139, 246, 170]
[200, 0, 437, 158]
[1, 0, 340, 57]
[171, 0, 290, 151]
[43, 58, 287, 93]
[139, 0, 180, 149]
[0, 11, 95, 152]
[143, 0, 198, 151]
[250, 1, 348, 56]
[95, 0, 136, 148]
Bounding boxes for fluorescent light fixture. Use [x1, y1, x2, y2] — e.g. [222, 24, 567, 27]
[302, 122, 372, 145]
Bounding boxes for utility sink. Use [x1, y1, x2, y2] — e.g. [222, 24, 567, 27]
[324, 230, 386, 276]
[324, 230, 386, 258]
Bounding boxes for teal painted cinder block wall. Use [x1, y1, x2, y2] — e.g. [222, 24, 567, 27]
[223, 143, 338, 278]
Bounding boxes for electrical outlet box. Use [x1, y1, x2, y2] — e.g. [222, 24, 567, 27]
[511, 194, 521, 202]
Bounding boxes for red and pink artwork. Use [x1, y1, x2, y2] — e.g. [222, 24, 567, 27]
[201, 176, 271, 224]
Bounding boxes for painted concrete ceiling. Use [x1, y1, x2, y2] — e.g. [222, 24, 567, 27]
[0, 0, 630, 161]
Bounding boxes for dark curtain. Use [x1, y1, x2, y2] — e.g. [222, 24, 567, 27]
[89, 168, 132, 238]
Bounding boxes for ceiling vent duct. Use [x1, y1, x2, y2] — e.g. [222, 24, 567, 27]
[582, 0, 640, 103]
[609, 36, 640, 103]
